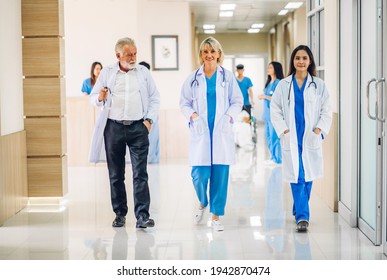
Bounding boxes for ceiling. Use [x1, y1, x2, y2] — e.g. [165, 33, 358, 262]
[149, 0, 306, 34]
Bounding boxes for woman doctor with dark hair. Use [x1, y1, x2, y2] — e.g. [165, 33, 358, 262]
[270, 45, 332, 232]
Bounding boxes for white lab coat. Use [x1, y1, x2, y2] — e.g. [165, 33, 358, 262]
[88, 63, 160, 163]
[180, 65, 243, 166]
[270, 74, 332, 183]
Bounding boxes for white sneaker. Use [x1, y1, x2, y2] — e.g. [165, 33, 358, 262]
[211, 219, 224, 231]
[194, 207, 206, 224]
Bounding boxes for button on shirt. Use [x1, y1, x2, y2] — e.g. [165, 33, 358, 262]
[108, 69, 143, 121]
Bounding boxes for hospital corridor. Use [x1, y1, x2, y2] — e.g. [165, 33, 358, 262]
[0, 124, 384, 260]
[2, 0, 387, 269]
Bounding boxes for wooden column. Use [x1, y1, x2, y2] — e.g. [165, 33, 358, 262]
[22, 0, 67, 197]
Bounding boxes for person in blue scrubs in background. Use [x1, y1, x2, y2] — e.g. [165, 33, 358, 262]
[81, 61, 103, 95]
[180, 37, 243, 231]
[258, 61, 284, 165]
[270, 45, 332, 232]
[236, 64, 254, 118]
[139, 61, 160, 164]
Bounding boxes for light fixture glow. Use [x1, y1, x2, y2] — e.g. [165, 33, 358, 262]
[285, 2, 303, 9]
[204, 29, 216, 34]
[203, 24, 215, 30]
[219, 11, 234, 17]
[248, 28, 260, 33]
[220, 3, 236, 11]
[278, 9, 289, 15]
[251, 23, 264, 29]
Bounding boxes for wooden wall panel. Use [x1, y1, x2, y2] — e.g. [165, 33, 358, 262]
[27, 156, 67, 197]
[0, 131, 28, 225]
[314, 112, 338, 211]
[25, 117, 66, 156]
[24, 78, 65, 117]
[22, 0, 64, 37]
[22, 37, 65, 77]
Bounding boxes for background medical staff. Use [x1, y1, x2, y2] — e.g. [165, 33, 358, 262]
[81, 61, 103, 95]
[270, 45, 332, 232]
[180, 37, 243, 231]
[258, 61, 284, 165]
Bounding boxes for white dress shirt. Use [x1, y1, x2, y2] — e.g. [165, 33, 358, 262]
[108, 69, 143, 121]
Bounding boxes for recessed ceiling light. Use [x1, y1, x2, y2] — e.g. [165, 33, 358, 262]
[220, 4, 236, 11]
[278, 9, 289, 15]
[285, 2, 303, 9]
[219, 11, 234, 17]
[204, 29, 216, 34]
[248, 28, 260, 33]
[203, 24, 215, 30]
[251, 23, 264, 29]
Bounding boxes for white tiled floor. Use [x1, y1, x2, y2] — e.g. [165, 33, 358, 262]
[0, 125, 386, 260]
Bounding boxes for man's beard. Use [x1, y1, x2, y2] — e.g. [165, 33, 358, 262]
[122, 60, 136, 70]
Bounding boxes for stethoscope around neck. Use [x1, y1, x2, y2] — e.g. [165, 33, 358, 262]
[190, 65, 226, 88]
[287, 73, 318, 104]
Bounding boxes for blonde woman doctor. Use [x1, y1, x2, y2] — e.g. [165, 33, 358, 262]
[270, 45, 332, 232]
[180, 37, 243, 231]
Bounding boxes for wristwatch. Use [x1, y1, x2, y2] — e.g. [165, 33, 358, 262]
[144, 118, 153, 124]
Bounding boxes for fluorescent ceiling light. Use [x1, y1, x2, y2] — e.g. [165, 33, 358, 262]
[251, 23, 264, 29]
[220, 3, 236, 11]
[204, 29, 216, 34]
[203, 24, 215, 30]
[285, 2, 303, 9]
[278, 9, 289, 15]
[219, 11, 234, 17]
[248, 28, 260, 33]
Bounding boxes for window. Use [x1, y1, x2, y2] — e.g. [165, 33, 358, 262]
[307, 0, 324, 77]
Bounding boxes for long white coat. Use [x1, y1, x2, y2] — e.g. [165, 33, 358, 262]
[88, 63, 160, 163]
[270, 74, 332, 183]
[180, 65, 243, 166]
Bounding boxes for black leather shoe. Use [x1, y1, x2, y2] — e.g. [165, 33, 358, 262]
[136, 216, 155, 228]
[112, 216, 126, 227]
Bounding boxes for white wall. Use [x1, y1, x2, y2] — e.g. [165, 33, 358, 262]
[0, 0, 24, 136]
[137, 0, 192, 110]
[64, 0, 139, 97]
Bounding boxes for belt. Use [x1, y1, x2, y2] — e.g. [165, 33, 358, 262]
[109, 119, 142, 126]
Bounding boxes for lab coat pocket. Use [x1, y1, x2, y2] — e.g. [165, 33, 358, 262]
[280, 133, 291, 151]
[221, 115, 233, 134]
[305, 131, 321, 149]
[191, 117, 205, 135]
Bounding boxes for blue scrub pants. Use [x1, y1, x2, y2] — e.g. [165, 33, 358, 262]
[290, 150, 312, 223]
[264, 119, 282, 164]
[191, 165, 230, 216]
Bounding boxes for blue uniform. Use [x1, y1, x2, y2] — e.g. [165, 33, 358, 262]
[236, 77, 253, 106]
[191, 72, 229, 216]
[263, 80, 281, 164]
[81, 78, 93, 95]
[291, 75, 312, 223]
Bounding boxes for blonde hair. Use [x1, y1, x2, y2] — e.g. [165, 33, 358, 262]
[198, 37, 224, 65]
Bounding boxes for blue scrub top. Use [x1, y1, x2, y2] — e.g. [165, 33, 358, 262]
[237, 77, 253, 106]
[262, 79, 280, 121]
[206, 72, 217, 163]
[293, 75, 307, 181]
[81, 78, 93, 95]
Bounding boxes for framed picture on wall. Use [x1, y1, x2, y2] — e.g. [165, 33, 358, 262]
[151, 35, 179, 71]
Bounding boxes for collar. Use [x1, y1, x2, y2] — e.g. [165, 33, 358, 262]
[196, 64, 224, 77]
